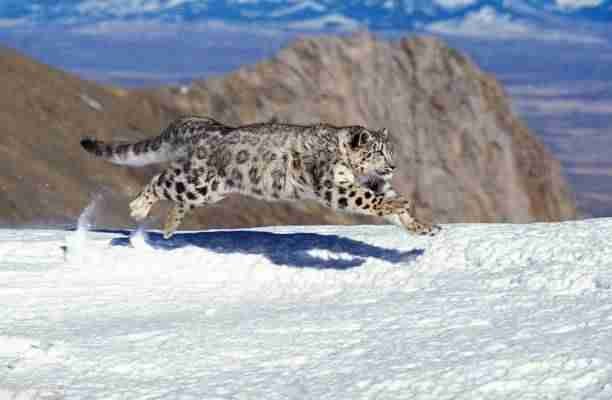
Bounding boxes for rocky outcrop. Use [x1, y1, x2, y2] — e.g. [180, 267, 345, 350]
[0, 33, 576, 229]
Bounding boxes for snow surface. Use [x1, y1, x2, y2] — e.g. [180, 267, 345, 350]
[2, 218, 612, 399]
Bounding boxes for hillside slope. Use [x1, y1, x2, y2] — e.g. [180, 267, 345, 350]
[0, 34, 576, 229]
[0, 46, 172, 227]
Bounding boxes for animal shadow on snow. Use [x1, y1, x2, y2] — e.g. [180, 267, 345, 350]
[108, 230, 424, 270]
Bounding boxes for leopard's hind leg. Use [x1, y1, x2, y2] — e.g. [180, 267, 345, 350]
[158, 166, 231, 239]
[163, 202, 188, 239]
[130, 177, 162, 221]
[162, 189, 229, 239]
[128, 169, 189, 238]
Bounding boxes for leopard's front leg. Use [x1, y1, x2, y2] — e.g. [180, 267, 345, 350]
[320, 182, 441, 236]
[371, 196, 441, 237]
[376, 198, 440, 236]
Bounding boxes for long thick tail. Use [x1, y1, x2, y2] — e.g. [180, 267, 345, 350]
[80, 136, 187, 167]
[80, 116, 231, 167]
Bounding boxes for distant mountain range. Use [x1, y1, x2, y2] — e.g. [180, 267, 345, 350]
[1, 0, 610, 33]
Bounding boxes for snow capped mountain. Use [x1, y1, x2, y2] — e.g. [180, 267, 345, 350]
[0, 0, 610, 32]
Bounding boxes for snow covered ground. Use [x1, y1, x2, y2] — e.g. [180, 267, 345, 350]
[1, 218, 612, 399]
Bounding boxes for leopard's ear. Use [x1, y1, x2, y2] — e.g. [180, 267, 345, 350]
[380, 128, 389, 138]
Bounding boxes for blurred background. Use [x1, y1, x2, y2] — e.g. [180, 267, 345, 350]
[0, 1, 610, 229]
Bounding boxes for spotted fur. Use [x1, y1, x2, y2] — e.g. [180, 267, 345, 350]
[82, 116, 440, 238]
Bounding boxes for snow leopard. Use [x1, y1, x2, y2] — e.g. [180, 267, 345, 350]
[81, 116, 440, 238]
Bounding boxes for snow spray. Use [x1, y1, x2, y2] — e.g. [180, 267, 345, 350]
[63, 194, 102, 259]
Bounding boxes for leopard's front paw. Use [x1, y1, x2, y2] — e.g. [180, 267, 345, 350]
[414, 222, 442, 237]
[399, 213, 441, 237]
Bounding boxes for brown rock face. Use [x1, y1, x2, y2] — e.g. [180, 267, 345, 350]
[0, 33, 576, 229]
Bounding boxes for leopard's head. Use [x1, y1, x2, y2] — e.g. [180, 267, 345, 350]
[342, 126, 396, 187]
